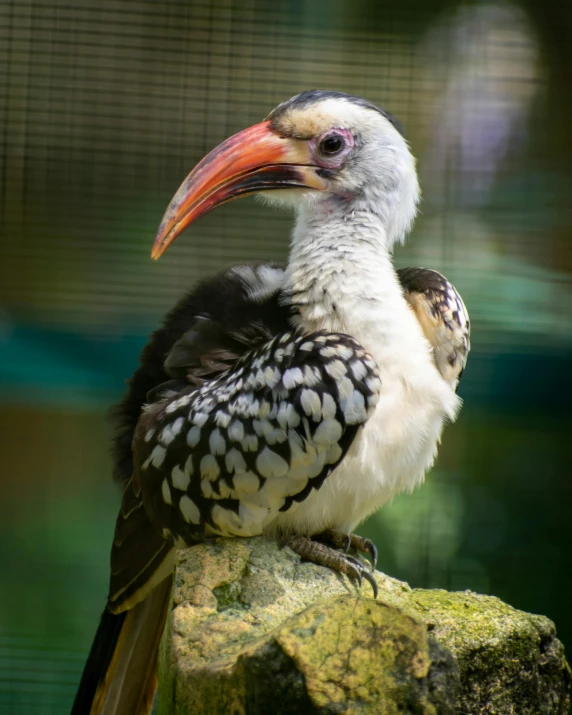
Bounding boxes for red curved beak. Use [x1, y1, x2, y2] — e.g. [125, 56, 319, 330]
[151, 120, 326, 259]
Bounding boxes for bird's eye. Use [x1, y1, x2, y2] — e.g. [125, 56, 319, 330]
[318, 133, 345, 156]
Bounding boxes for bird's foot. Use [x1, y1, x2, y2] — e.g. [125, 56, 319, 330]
[285, 534, 378, 599]
[314, 528, 378, 572]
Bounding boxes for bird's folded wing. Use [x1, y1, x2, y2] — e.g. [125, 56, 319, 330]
[398, 267, 471, 386]
[108, 475, 175, 613]
[131, 329, 381, 543]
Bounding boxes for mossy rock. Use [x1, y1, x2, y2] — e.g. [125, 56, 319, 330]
[158, 537, 570, 714]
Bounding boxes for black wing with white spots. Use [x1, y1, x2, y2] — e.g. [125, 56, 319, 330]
[108, 264, 292, 611]
[134, 329, 380, 546]
[398, 267, 470, 387]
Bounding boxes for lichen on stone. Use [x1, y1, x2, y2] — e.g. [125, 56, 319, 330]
[158, 536, 570, 715]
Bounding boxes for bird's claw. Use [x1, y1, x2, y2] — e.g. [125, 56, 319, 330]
[347, 563, 362, 588]
[315, 529, 378, 572]
[360, 569, 378, 599]
[347, 536, 377, 572]
[344, 554, 378, 598]
[363, 539, 378, 572]
[285, 534, 379, 599]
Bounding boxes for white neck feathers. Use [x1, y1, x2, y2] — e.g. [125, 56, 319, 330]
[286, 209, 419, 345]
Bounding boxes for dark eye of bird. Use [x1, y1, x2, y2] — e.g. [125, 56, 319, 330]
[319, 134, 344, 155]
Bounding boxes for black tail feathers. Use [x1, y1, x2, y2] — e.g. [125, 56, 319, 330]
[71, 576, 172, 715]
[72, 609, 127, 714]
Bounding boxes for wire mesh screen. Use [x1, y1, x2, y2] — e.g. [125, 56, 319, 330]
[1, 1, 571, 712]
[3, 0, 569, 339]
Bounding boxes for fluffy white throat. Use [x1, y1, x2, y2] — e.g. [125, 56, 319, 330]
[268, 208, 461, 537]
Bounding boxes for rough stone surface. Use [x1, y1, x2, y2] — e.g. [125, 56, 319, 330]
[157, 537, 570, 715]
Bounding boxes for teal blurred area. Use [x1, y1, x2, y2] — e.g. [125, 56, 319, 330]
[1, 0, 571, 712]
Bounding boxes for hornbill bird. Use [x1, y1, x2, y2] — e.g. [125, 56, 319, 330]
[72, 90, 470, 714]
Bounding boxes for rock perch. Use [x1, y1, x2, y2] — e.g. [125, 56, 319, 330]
[157, 537, 570, 714]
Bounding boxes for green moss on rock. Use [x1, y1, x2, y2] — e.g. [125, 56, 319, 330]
[158, 537, 570, 715]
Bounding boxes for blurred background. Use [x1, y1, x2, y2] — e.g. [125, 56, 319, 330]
[1, 0, 571, 712]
